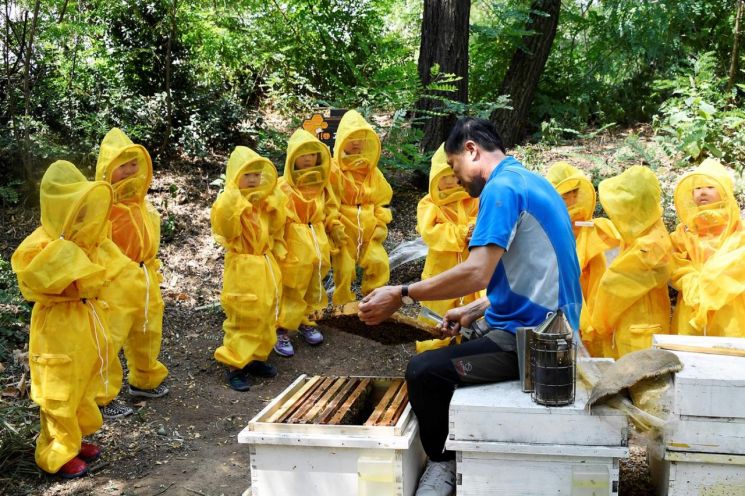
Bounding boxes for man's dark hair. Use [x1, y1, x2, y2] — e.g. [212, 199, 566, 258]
[444, 117, 506, 155]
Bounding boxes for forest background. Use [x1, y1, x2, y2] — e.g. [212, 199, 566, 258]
[0, 0, 744, 492]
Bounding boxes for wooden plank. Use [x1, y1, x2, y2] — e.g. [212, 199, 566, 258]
[381, 382, 409, 427]
[656, 342, 745, 357]
[266, 376, 323, 424]
[364, 379, 403, 426]
[316, 378, 360, 424]
[288, 377, 336, 424]
[329, 378, 371, 425]
[299, 377, 348, 424]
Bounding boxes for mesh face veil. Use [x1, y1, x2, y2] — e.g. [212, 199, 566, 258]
[109, 149, 149, 202]
[65, 184, 112, 251]
[290, 142, 328, 191]
[340, 130, 379, 171]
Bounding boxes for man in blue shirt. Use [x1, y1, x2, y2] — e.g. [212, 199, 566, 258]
[359, 117, 582, 496]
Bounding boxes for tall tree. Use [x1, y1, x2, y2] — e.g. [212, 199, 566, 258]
[416, 0, 471, 152]
[728, 0, 744, 92]
[490, 0, 561, 147]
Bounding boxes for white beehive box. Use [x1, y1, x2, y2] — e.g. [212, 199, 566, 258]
[446, 373, 629, 496]
[649, 335, 745, 496]
[652, 335, 745, 455]
[238, 375, 426, 496]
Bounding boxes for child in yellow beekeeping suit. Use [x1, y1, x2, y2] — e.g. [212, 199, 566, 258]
[415, 144, 481, 353]
[211, 146, 287, 391]
[591, 165, 672, 358]
[329, 110, 393, 305]
[670, 158, 745, 337]
[12, 161, 132, 478]
[274, 129, 344, 357]
[94, 129, 169, 418]
[546, 161, 620, 357]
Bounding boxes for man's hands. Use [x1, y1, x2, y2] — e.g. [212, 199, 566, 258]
[358, 285, 402, 325]
[440, 297, 489, 336]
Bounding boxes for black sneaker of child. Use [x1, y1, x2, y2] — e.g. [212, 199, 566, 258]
[226, 369, 251, 392]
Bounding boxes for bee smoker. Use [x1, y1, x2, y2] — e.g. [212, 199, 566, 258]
[526, 311, 576, 406]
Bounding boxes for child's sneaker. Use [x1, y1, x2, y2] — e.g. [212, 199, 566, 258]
[243, 360, 278, 378]
[299, 324, 324, 345]
[128, 383, 169, 399]
[78, 442, 101, 463]
[99, 402, 133, 419]
[58, 457, 88, 479]
[274, 330, 294, 357]
[226, 369, 251, 392]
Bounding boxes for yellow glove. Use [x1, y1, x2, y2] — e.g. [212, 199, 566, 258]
[331, 225, 349, 245]
[372, 225, 387, 242]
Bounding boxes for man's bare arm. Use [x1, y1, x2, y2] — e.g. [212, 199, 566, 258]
[408, 245, 503, 301]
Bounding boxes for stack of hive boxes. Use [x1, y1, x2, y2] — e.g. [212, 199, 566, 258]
[651, 335, 745, 496]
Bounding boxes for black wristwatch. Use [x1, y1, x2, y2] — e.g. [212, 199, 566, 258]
[401, 285, 415, 305]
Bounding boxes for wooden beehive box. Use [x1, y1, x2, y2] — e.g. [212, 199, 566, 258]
[238, 375, 426, 496]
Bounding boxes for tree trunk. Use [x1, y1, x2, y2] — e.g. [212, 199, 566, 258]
[490, 0, 561, 147]
[415, 0, 471, 152]
[157, 0, 179, 156]
[21, 0, 41, 189]
[728, 0, 744, 92]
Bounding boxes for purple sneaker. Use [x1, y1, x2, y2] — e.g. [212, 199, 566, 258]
[299, 325, 324, 345]
[274, 330, 295, 357]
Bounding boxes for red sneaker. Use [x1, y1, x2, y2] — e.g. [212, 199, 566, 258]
[58, 457, 88, 479]
[79, 442, 101, 462]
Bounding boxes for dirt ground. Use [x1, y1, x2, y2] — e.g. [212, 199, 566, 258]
[0, 131, 667, 495]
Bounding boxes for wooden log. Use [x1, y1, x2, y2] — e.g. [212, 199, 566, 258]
[364, 379, 404, 426]
[267, 376, 323, 424]
[328, 378, 371, 425]
[299, 377, 348, 424]
[287, 376, 337, 424]
[316, 378, 360, 424]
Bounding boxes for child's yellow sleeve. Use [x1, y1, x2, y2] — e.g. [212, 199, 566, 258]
[371, 169, 393, 227]
[211, 187, 249, 244]
[268, 189, 288, 261]
[417, 196, 468, 253]
[12, 232, 106, 301]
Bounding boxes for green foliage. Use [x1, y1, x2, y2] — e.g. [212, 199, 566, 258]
[0, 258, 30, 364]
[652, 52, 745, 166]
[0, 402, 41, 492]
[0, 181, 23, 207]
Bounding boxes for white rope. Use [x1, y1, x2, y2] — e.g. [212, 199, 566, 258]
[355, 205, 363, 261]
[265, 254, 280, 322]
[309, 224, 323, 304]
[87, 300, 109, 396]
[141, 263, 150, 333]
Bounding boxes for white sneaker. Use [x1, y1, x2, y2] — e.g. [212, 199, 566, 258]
[415, 459, 456, 496]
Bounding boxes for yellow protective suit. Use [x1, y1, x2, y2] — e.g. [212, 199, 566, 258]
[414, 144, 481, 353]
[95, 128, 168, 397]
[211, 147, 287, 368]
[546, 162, 620, 357]
[591, 166, 672, 358]
[12, 161, 130, 473]
[277, 129, 342, 330]
[670, 158, 745, 337]
[329, 110, 393, 304]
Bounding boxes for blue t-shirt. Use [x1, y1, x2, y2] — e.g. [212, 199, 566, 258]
[469, 156, 582, 333]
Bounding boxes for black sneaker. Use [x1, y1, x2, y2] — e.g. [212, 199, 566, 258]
[226, 369, 251, 392]
[243, 360, 278, 378]
[100, 402, 134, 419]
[128, 383, 169, 399]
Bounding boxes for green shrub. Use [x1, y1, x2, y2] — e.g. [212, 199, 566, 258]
[653, 52, 745, 166]
[0, 257, 30, 364]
